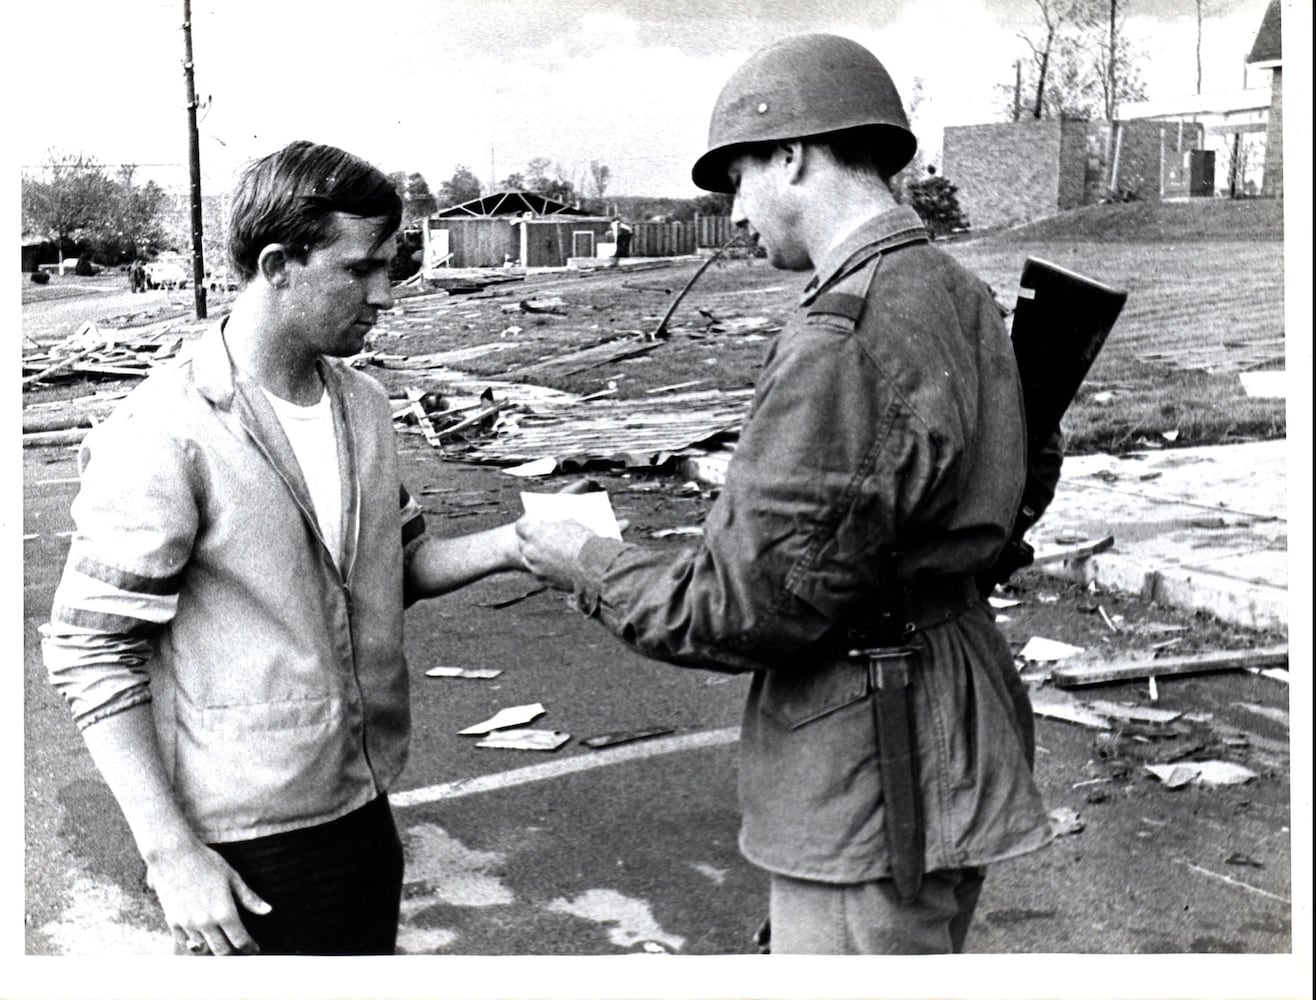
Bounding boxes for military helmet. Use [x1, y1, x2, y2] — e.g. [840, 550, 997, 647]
[691, 33, 917, 194]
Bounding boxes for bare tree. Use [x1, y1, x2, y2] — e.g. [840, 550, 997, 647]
[589, 160, 611, 202]
[1073, 0, 1147, 120]
[1019, 0, 1077, 118]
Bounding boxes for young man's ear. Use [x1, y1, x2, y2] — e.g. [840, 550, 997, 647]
[256, 244, 294, 287]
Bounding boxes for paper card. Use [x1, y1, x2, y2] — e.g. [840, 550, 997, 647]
[459, 703, 546, 735]
[520, 491, 623, 540]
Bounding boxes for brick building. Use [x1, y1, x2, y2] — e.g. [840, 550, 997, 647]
[943, 118, 1204, 232]
[1247, 0, 1282, 198]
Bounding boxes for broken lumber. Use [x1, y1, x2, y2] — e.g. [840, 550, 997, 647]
[1030, 534, 1115, 565]
[23, 428, 89, 449]
[22, 343, 106, 387]
[434, 400, 514, 442]
[1053, 644, 1288, 688]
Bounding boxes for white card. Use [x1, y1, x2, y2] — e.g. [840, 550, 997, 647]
[520, 491, 623, 540]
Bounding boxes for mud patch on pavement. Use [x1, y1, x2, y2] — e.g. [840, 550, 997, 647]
[546, 888, 686, 952]
[38, 869, 170, 955]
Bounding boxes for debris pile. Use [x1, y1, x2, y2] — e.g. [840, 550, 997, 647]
[22, 321, 188, 391]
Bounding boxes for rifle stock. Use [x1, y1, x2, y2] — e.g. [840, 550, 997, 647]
[1010, 257, 1128, 455]
[979, 258, 1128, 592]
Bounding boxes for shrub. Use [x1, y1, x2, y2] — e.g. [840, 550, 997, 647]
[904, 175, 969, 237]
[31, 271, 50, 285]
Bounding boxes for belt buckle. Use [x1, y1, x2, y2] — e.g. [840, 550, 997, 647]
[848, 645, 916, 689]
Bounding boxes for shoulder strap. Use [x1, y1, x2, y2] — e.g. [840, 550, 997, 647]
[806, 227, 930, 327]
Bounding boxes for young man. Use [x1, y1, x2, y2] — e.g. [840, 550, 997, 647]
[517, 35, 1053, 954]
[42, 141, 525, 956]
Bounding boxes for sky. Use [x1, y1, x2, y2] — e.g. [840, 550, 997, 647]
[9, 0, 1289, 198]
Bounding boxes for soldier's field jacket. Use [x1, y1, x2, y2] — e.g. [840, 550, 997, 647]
[566, 207, 1054, 882]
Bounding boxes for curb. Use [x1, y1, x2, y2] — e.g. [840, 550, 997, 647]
[677, 452, 1288, 634]
[1033, 551, 1288, 633]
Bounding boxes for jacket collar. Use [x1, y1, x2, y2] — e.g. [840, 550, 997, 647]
[801, 205, 928, 306]
[191, 318, 348, 409]
[189, 319, 360, 580]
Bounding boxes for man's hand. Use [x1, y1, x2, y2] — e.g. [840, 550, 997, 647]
[146, 839, 271, 956]
[515, 518, 598, 590]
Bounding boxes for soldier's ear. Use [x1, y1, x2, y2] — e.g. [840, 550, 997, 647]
[256, 245, 293, 288]
[779, 141, 806, 184]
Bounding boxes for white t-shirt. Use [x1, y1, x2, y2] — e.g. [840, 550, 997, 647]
[260, 385, 344, 571]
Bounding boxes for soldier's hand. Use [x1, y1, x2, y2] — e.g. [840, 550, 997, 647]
[146, 839, 270, 955]
[516, 518, 597, 591]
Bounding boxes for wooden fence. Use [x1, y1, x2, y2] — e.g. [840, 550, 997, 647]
[623, 216, 733, 257]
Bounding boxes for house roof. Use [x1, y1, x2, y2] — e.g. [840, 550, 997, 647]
[1247, 0, 1281, 65]
[436, 190, 588, 218]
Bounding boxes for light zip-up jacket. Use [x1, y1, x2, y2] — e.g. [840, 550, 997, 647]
[42, 323, 425, 843]
[568, 208, 1054, 882]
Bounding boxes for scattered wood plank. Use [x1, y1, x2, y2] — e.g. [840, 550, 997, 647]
[434, 400, 515, 442]
[21, 344, 106, 386]
[1053, 644, 1289, 688]
[23, 428, 90, 449]
[1030, 535, 1116, 566]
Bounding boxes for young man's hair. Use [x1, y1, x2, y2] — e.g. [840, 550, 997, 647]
[228, 140, 403, 284]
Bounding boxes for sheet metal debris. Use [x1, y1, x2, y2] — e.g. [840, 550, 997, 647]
[460, 703, 546, 735]
[503, 457, 559, 477]
[455, 388, 752, 469]
[580, 727, 676, 749]
[1145, 761, 1258, 788]
[1031, 690, 1113, 730]
[1088, 701, 1183, 725]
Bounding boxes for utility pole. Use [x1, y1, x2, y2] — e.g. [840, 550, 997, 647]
[182, 0, 206, 319]
[1014, 59, 1022, 122]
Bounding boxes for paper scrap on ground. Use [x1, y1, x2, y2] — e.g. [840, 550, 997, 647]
[1048, 807, 1085, 836]
[425, 666, 504, 680]
[1019, 636, 1086, 662]
[652, 526, 703, 539]
[460, 703, 546, 735]
[521, 491, 623, 540]
[475, 729, 571, 751]
[504, 457, 558, 478]
[1238, 371, 1286, 399]
[1145, 761, 1258, 787]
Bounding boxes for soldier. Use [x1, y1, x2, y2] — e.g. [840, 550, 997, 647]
[517, 34, 1053, 954]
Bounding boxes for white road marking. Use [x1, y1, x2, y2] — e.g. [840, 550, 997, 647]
[391, 726, 739, 808]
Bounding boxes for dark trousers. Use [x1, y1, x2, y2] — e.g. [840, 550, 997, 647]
[210, 794, 404, 955]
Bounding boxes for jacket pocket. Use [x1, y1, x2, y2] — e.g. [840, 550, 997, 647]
[760, 658, 869, 729]
[202, 694, 336, 735]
